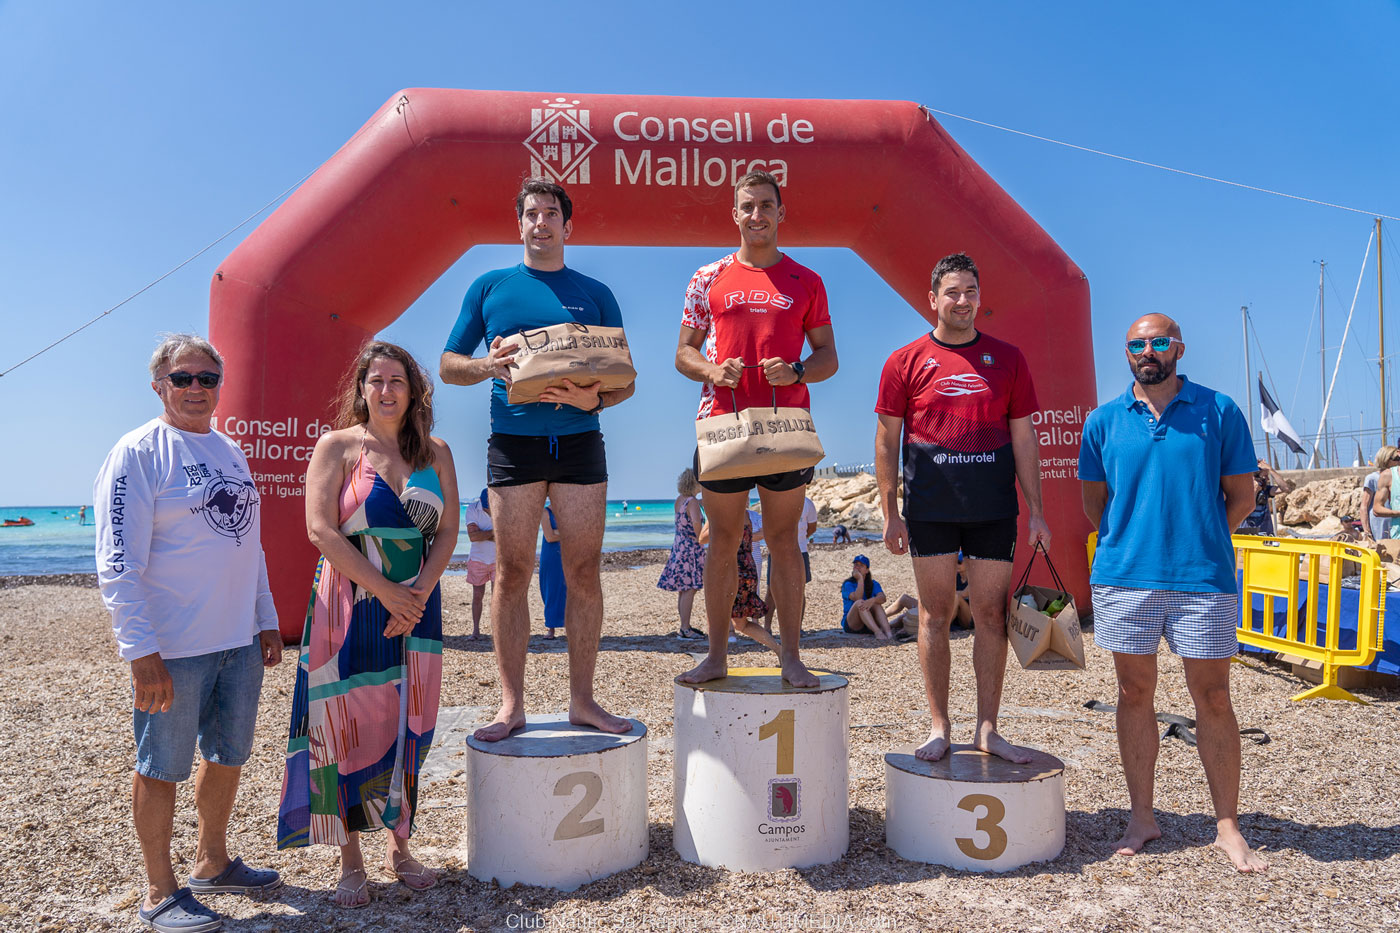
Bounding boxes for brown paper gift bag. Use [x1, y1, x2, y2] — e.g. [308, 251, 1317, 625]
[695, 388, 825, 482]
[501, 322, 636, 405]
[1008, 544, 1086, 671]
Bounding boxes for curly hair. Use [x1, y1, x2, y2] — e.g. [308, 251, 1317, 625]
[331, 341, 436, 470]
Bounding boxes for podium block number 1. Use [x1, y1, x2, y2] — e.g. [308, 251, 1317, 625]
[759, 709, 796, 774]
[955, 793, 1008, 860]
[553, 771, 605, 840]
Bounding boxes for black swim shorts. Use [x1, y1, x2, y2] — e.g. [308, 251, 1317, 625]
[692, 448, 813, 495]
[908, 517, 1016, 562]
[488, 431, 607, 486]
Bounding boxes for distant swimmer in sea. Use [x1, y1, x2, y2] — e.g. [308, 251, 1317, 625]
[440, 177, 635, 741]
[675, 170, 838, 688]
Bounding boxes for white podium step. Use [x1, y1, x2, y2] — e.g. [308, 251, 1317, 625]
[885, 744, 1065, 871]
[673, 667, 849, 870]
[463, 715, 648, 891]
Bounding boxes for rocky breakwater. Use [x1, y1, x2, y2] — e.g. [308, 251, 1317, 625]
[807, 472, 894, 531]
[1277, 474, 1366, 531]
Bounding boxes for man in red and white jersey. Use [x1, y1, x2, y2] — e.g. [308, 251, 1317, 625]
[675, 170, 838, 688]
[875, 252, 1050, 763]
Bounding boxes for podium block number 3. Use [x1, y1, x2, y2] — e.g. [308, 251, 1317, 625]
[955, 793, 1008, 860]
[553, 771, 605, 840]
[759, 709, 796, 775]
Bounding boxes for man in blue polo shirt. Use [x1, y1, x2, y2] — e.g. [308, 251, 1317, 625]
[1079, 312, 1265, 873]
[440, 178, 634, 742]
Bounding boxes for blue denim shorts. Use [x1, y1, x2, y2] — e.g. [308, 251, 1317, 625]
[132, 639, 265, 782]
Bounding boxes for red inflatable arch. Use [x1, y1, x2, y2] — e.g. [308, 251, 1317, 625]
[209, 89, 1095, 642]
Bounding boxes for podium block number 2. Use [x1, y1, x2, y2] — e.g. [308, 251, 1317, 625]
[759, 709, 796, 774]
[553, 771, 605, 840]
[955, 793, 1008, 860]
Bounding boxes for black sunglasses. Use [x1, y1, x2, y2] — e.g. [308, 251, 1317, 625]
[162, 370, 222, 389]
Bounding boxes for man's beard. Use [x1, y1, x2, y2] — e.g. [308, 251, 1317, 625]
[1132, 357, 1175, 386]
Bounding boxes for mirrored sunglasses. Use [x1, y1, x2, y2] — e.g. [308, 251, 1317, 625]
[1125, 336, 1182, 355]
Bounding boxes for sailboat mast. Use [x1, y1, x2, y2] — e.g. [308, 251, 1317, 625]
[1319, 260, 1327, 467]
[1243, 306, 1256, 452]
[1380, 218, 1387, 445]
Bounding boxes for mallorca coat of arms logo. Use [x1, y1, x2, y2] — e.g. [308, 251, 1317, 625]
[525, 97, 597, 184]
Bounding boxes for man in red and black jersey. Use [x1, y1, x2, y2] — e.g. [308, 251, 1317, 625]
[675, 170, 838, 688]
[875, 252, 1050, 763]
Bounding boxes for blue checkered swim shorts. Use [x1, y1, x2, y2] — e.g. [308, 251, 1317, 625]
[1091, 585, 1239, 659]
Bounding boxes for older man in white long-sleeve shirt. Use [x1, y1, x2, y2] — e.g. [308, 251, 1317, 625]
[95, 333, 283, 933]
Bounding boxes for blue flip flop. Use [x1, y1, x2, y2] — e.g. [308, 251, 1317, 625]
[138, 887, 222, 932]
[187, 856, 282, 894]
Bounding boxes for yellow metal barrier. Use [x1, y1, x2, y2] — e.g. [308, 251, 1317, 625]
[1234, 535, 1387, 703]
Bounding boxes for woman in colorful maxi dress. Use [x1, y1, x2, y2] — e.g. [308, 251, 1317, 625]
[656, 468, 705, 638]
[278, 342, 459, 908]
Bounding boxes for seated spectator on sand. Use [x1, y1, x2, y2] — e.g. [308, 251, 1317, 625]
[1362, 446, 1400, 544]
[464, 487, 495, 639]
[840, 555, 917, 640]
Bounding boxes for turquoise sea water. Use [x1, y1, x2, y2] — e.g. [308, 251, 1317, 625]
[1, 498, 869, 576]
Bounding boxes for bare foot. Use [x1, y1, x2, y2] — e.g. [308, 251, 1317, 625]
[1114, 814, 1162, 856]
[468, 631, 482, 641]
[333, 868, 369, 908]
[678, 655, 729, 684]
[1214, 823, 1269, 872]
[781, 655, 820, 688]
[569, 697, 633, 734]
[914, 729, 952, 762]
[473, 708, 526, 742]
[973, 730, 1033, 764]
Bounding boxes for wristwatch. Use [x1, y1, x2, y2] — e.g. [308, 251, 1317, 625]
[587, 398, 605, 416]
[790, 360, 806, 384]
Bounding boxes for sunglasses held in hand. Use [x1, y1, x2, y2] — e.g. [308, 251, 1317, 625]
[1125, 336, 1183, 355]
[161, 370, 222, 389]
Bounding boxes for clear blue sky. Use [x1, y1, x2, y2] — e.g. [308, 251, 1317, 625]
[3, 0, 1398, 503]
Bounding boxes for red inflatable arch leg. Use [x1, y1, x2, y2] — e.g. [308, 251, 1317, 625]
[210, 90, 1095, 642]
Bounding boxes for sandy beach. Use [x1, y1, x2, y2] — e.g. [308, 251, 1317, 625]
[6, 543, 1399, 933]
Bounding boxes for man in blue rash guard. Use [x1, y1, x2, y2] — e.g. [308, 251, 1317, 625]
[440, 178, 634, 742]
